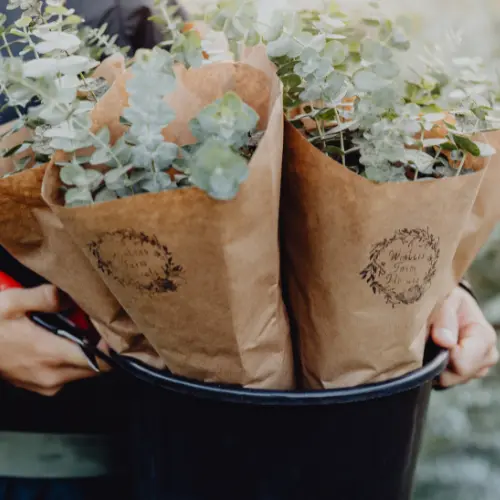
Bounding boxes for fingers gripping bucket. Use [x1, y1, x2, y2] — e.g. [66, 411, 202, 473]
[112, 345, 448, 500]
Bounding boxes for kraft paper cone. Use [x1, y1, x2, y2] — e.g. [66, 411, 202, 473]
[0, 164, 160, 366]
[281, 121, 491, 389]
[453, 130, 500, 278]
[43, 54, 293, 389]
[0, 56, 160, 367]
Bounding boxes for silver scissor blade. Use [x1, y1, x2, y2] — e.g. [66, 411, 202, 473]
[56, 329, 100, 373]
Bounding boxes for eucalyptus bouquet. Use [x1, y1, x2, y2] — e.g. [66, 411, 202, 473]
[207, 0, 500, 388]
[0, 0, 293, 388]
[0, 2, 158, 366]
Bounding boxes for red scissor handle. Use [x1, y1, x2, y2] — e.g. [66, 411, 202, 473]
[0, 271, 91, 330]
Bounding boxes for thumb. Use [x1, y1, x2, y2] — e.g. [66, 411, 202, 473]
[0, 285, 62, 319]
[431, 294, 460, 349]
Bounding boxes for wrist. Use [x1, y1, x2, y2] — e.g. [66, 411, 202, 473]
[458, 280, 477, 302]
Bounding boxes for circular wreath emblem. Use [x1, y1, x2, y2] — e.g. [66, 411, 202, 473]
[360, 227, 440, 307]
[87, 229, 184, 294]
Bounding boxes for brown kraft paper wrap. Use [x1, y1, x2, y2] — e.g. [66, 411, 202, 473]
[453, 130, 500, 278]
[0, 56, 160, 367]
[43, 54, 294, 389]
[281, 121, 495, 389]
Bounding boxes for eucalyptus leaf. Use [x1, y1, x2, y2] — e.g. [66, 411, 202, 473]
[353, 70, 385, 92]
[325, 119, 358, 136]
[23, 56, 98, 78]
[189, 138, 249, 200]
[153, 142, 179, 170]
[84, 169, 105, 190]
[190, 91, 258, 148]
[35, 31, 81, 54]
[423, 138, 448, 148]
[361, 39, 392, 62]
[267, 34, 302, 59]
[104, 165, 132, 189]
[60, 162, 87, 186]
[364, 164, 392, 182]
[15, 16, 31, 27]
[324, 40, 347, 66]
[94, 126, 110, 147]
[94, 188, 118, 203]
[107, 136, 132, 167]
[64, 187, 93, 207]
[139, 171, 173, 192]
[404, 149, 435, 174]
[424, 113, 446, 123]
[90, 147, 113, 165]
[373, 61, 399, 79]
[60, 160, 104, 189]
[131, 144, 154, 169]
[453, 134, 481, 157]
[171, 30, 204, 68]
[475, 142, 497, 158]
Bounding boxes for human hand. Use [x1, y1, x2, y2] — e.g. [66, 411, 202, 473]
[431, 286, 499, 388]
[0, 284, 108, 396]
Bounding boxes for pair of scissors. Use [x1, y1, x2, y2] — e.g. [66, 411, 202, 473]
[29, 312, 114, 373]
[0, 272, 112, 372]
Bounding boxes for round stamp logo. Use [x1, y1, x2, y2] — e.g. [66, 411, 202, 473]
[87, 229, 184, 294]
[360, 227, 440, 307]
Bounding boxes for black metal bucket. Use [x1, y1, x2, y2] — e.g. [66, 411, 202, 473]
[111, 344, 448, 500]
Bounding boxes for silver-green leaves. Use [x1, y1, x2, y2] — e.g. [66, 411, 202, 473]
[0, 0, 105, 175]
[58, 156, 103, 207]
[210, 0, 260, 46]
[189, 138, 249, 200]
[204, 0, 497, 184]
[126, 48, 176, 98]
[187, 91, 259, 199]
[58, 68, 259, 205]
[190, 91, 259, 148]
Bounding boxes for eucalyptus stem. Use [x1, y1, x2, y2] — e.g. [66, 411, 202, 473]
[22, 28, 40, 59]
[2, 33, 16, 58]
[413, 128, 425, 181]
[1, 34, 24, 120]
[159, 2, 175, 31]
[455, 153, 467, 176]
[9, 74, 124, 168]
[454, 116, 481, 177]
[334, 108, 346, 167]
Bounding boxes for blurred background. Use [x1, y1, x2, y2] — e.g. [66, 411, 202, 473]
[183, 0, 500, 498]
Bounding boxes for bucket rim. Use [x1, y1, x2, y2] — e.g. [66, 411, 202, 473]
[110, 346, 449, 406]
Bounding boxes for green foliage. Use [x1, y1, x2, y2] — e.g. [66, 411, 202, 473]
[187, 92, 259, 199]
[206, 0, 498, 183]
[153, 0, 204, 68]
[190, 91, 259, 148]
[189, 138, 249, 200]
[3, 0, 499, 209]
[0, 4, 259, 205]
[0, 0, 101, 172]
[80, 23, 129, 59]
[209, 0, 260, 46]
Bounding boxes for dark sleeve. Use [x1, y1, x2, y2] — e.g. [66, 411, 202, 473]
[124, 0, 188, 53]
[69, 0, 188, 55]
[125, 5, 164, 52]
[0, 247, 47, 288]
